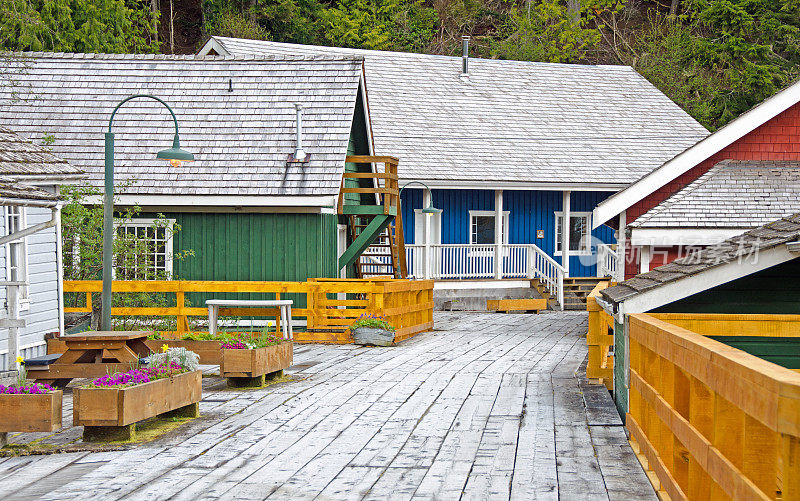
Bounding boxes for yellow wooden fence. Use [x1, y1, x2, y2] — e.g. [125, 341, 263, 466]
[627, 313, 800, 500]
[64, 278, 434, 344]
[586, 281, 614, 390]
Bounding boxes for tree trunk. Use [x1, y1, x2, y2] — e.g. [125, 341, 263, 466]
[169, 0, 175, 54]
[151, 0, 159, 43]
[566, 0, 580, 23]
[670, 0, 680, 16]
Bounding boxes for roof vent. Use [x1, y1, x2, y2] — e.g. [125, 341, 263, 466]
[461, 36, 470, 76]
[288, 103, 310, 164]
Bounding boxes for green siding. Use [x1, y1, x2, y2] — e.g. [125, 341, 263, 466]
[708, 336, 800, 369]
[654, 257, 800, 314]
[143, 211, 338, 307]
[344, 87, 375, 206]
[168, 212, 337, 281]
[613, 320, 627, 420]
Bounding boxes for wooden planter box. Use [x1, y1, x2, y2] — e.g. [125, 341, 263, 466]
[144, 339, 222, 364]
[73, 370, 202, 429]
[0, 391, 62, 433]
[220, 342, 293, 379]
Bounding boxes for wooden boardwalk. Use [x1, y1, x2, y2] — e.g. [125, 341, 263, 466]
[1, 312, 655, 500]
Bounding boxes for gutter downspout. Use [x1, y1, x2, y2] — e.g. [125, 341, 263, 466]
[0, 207, 59, 246]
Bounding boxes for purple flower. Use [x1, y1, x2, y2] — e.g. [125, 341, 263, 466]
[0, 382, 56, 394]
[86, 363, 188, 388]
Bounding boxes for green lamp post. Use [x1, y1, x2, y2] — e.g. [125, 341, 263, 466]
[101, 94, 194, 331]
[399, 182, 441, 278]
[399, 181, 441, 216]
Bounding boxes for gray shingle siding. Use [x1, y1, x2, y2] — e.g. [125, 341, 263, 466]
[631, 160, 800, 229]
[0, 53, 365, 197]
[209, 37, 709, 187]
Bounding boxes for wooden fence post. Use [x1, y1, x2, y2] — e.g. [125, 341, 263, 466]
[176, 285, 188, 335]
[783, 434, 800, 500]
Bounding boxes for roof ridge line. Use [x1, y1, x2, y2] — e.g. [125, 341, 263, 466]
[10, 51, 365, 63]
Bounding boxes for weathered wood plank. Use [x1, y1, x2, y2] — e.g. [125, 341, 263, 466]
[29, 311, 655, 501]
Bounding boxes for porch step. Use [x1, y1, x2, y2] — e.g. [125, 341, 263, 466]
[531, 277, 606, 310]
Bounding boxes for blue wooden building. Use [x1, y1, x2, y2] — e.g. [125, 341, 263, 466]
[202, 37, 708, 304]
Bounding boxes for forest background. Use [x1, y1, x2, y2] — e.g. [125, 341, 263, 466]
[0, 0, 798, 131]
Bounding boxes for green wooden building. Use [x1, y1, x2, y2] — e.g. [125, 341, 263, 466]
[1, 53, 400, 282]
[598, 213, 800, 416]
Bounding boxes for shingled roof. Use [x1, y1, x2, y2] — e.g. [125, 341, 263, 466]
[201, 37, 709, 189]
[602, 213, 800, 304]
[0, 176, 59, 204]
[0, 126, 81, 178]
[631, 160, 800, 229]
[0, 53, 365, 199]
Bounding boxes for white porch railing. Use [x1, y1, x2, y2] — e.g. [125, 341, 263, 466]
[597, 243, 620, 282]
[405, 244, 566, 309]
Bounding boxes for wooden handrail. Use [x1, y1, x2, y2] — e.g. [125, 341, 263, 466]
[627, 313, 800, 500]
[586, 280, 613, 389]
[338, 155, 400, 216]
[63, 279, 433, 344]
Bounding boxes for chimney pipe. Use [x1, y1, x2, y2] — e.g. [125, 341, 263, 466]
[461, 36, 470, 76]
[293, 103, 307, 162]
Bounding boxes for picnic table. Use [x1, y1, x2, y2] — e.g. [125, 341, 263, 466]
[28, 331, 151, 386]
[207, 299, 294, 340]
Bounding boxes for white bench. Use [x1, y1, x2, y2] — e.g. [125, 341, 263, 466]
[206, 299, 294, 340]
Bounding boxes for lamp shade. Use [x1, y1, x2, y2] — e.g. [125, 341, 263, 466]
[157, 134, 194, 165]
[422, 204, 442, 215]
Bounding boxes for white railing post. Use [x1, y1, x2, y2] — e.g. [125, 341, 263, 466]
[557, 270, 564, 311]
[494, 190, 503, 279]
[7, 284, 19, 371]
[526, 245, 534, 279]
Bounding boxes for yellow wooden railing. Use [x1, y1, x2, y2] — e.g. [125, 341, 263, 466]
[64, 278, 434, 344]
[586, 280, 614, 390]
[627, 313, 800, 500]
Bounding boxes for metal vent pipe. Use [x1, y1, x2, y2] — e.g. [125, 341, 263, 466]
[294, 103, 307, 162]
[461, 36, 470, 76]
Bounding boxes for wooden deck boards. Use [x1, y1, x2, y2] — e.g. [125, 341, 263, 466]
[2, 312, 655, 500]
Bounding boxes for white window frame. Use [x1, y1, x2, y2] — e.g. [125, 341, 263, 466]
[113, 218, 175, 279]
[5, 206, 29, 311]
[414, 209, 442, 245]
[554, 211, 592, 256]
[468, 210, 509, 245]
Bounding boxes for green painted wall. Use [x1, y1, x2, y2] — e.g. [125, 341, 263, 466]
[654, 257, 800, 314]
[168, 212, 338, 281]
[145, 211, 338, 307]
[709, 336, 800, 369]
[344, 87, 374, 206]
[613, 320, 627, 420]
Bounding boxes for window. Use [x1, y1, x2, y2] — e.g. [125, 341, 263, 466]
[114, 218, 174, 280]
[555, 212, 591, 255]
[469, 211, 509, 245]
[5, 206, 28, 309]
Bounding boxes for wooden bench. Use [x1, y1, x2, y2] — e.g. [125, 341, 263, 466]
[487, 298, 548, 313]
[207, 299, 294, 340]
[23, 353, 62, 368]
[28, 331, 151, 386]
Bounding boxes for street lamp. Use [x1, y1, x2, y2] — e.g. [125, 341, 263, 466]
[399, 181, 441, 216]
[399, 182, 441, 279]
[101, 94, 194, 331]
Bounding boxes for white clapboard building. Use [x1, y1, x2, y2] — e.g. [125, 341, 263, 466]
[0, 126, 83, 372]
